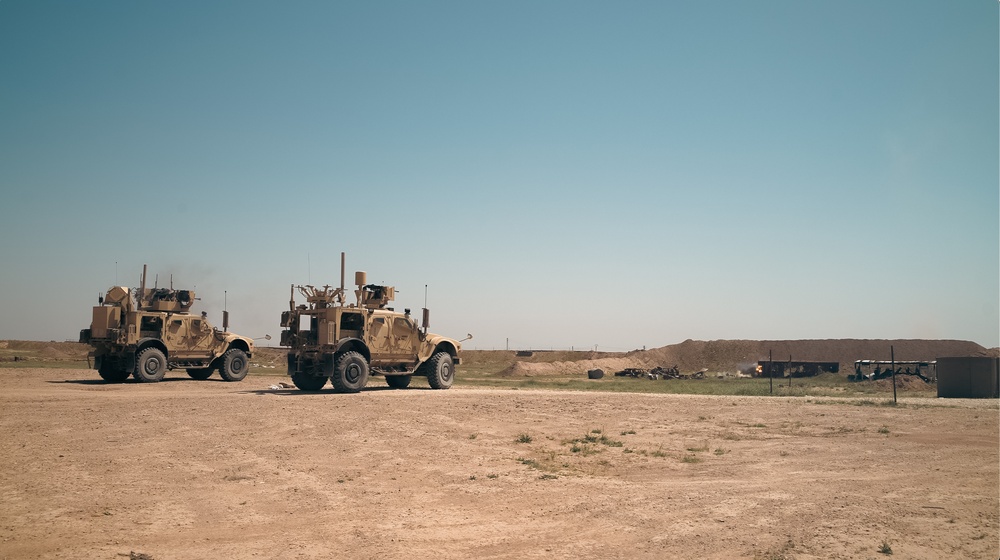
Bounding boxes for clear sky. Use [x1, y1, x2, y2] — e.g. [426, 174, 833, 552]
[1, 1, 997, 351]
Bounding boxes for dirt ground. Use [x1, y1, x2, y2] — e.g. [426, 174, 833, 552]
[1, 368, 997, 560]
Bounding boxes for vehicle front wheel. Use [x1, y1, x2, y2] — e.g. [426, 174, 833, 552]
[219, 348, 249, 382]
[187, 368, 214, 380]
[133, 348, 167, 383]
[385, 374, 411, 389]
[291, 372, 327, 391]
[424, 352, 454, 390]
[331, 351, 369, 393]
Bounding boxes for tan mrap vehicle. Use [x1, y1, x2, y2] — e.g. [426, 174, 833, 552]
[280, 256, 466, 393]
[79, 265, 254, 383]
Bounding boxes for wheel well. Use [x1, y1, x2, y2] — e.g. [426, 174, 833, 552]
[228, 339, 251, 354]
[136, 339, 169, 358]
[335, 339, 370, 362]
[435, 342, 458, 359]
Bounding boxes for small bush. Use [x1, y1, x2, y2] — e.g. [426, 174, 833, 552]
[518, 457, 539, 469]
[516, 433, 533, 444]
[878, 541, 892, 555]
[686, 441, 709, 452]
[598, 434, 624, 447]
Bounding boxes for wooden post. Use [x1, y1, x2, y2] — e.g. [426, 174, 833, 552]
[891, 345, 897, 403]
[769, 350, 773, 394]
[788, 354, 792, 388]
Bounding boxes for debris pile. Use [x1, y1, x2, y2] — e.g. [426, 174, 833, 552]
[612, 366, 704, 380]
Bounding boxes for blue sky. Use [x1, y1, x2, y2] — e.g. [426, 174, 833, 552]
[1, 1, 997, 351]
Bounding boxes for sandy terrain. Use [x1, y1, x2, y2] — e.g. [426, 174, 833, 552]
[1, 367, 997, 560]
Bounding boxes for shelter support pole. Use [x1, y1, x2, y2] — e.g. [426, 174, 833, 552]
[891, 345, 897, 403]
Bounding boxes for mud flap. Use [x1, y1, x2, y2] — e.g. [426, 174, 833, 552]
[287, 353, 298, 375]
[124, 351, 136, 373]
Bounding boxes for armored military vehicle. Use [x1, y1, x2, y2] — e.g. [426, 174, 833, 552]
[281, 254, 465, 393]
[79, 265, 254, 383]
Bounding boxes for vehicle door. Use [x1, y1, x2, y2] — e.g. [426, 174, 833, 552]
[367, 314, 392, 364]
[390, 317, 418, 363]
[185, 317, 217, 356]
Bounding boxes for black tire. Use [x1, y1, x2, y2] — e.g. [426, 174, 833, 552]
[133, 348, 167, 383]
[331, 351, 369, 393]
[98, 362, 129, 383]
[187, 368, 214, 380]
[219, 348, 249, 382]
[424, 352, 454, 390]
[385, 375, 411, 389]
[291, 372, 327, 391]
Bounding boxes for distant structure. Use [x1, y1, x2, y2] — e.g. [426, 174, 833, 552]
[755, 360, 839, 378]
[936, 357, 999, 398]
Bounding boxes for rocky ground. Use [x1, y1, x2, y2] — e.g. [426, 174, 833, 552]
[1, 367, 997, 559]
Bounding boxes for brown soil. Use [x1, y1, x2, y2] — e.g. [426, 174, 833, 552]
[1, 367, 996, 559]
[0, 340, 90, 362]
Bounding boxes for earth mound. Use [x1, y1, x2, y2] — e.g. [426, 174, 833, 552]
[478, 339, 989, 377]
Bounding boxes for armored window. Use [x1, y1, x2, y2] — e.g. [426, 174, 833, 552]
[140, 316, 162, 332]
[341, 313, 364, 331]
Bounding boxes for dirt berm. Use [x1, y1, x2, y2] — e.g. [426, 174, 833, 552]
[487, 339, 993, 377]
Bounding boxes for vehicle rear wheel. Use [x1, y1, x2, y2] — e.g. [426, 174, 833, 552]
[291, 372, 327, 391]
[424, 352, 454, 390]
[98, 361, 129, 383]
[133, 348, 167, 383]
[331, 351, 369, 393]
[385, 374, 411, 389]
[187, 368, 214, 380]
[219, 348, 249, 382]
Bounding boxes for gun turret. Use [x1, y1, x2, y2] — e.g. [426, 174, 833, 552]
[139, 287, 196, 313]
